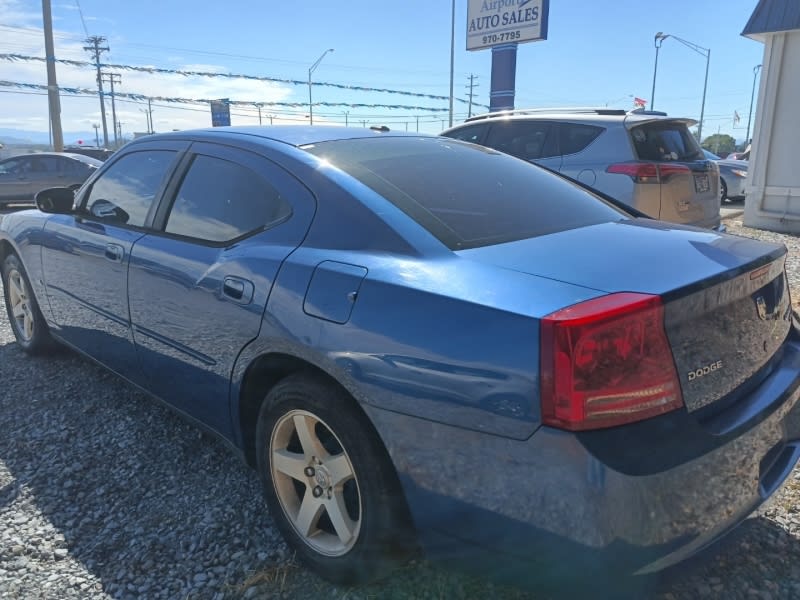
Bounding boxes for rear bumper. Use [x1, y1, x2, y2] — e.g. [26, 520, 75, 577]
[366, 338, 800, 586]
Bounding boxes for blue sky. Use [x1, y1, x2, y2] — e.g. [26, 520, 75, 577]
[0, 0, 765, 142]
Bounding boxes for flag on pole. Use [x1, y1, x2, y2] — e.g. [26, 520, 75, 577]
[734, 110, 741, 125]
[634, 97, 647, 108]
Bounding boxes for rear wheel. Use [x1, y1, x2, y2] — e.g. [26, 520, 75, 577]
[1, 254, 53, 354]
[255, 373, 414, 584]
[720, 177, 728, 201]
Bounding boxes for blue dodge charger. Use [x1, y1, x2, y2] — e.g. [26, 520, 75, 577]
[2, 127, 800, 591]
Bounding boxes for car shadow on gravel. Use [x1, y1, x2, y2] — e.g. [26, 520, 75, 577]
[3, 336, 800, 599]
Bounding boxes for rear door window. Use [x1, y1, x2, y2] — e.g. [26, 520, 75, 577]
[442, 123, 488, 144]
[484, 121, 559, 161]
[560, 123, 604, 155]
[304, 137, 625, 250]
[164, 154, 291, 243]
[630, 122, 703, 162]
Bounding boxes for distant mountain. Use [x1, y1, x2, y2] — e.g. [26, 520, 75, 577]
[0, 128, 101, 147]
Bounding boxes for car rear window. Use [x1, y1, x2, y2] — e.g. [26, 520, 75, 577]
[630, 122, 703, 162]
[303, 137, 626, 250]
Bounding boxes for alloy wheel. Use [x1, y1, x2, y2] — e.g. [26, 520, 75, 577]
[7, 267, 34, 341]
[270, 409, 362, 556]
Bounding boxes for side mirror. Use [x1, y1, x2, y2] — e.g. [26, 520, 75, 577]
[90, 199, 130, 224]
[35, 187, 76, 214]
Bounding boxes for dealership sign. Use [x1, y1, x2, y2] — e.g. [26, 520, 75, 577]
[467, 0, 549, 51]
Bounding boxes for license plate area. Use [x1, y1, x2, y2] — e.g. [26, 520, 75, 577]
[694, 173, 710, 193]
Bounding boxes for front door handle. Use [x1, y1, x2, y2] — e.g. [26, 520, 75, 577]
[222, 276, 253, 304]
[105, 243, 124, 262]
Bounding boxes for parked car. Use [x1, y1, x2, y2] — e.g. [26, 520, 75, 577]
[2, 127, 800, 594]
[704, 149, 748, 202]
[441, 108, 722, 230]
[0, 152, 102, 206]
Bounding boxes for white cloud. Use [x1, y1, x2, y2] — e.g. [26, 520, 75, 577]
[0, 0, 300, 139]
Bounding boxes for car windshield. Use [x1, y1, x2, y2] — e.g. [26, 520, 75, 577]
[631, 122, 704, 162]
[304, 136, 626, 250]
[703, 149, 721, 160]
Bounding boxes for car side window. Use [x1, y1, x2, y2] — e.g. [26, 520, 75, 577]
[485, 121, 558, 161]
[560, 124, 604, 156]
[84, 150, 176, 227]
[0, 158, 25, 175]
[164, 154, 291, 243]
[29, 156, 60, 173]
[443, 124, 488, 144]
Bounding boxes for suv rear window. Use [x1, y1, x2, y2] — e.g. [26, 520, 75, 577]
[303, 137, 626, 250]
[630, 122, 703, 162]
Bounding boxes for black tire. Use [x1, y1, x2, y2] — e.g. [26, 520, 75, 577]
[255, 373, 415, 584]
[720, 177, 728, 201]
[1, 253, 54, 354]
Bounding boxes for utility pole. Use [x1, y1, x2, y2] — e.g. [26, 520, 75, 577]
[254, 103, 263, 125]
[92, 123, 100, 146]
[117, 121, 123, 142]
[84, 35, 110, 147]
[416, 115, 420, 132]
[102, 72, 121, 146]
[448, 0, 455, 127]
[465, 74, 480, 118]
[42, 0, 64, 152]
[147, 98, 154, 133]
[343, 111, 349, 126]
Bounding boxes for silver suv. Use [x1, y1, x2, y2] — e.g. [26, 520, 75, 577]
[441, 108, 721, 229]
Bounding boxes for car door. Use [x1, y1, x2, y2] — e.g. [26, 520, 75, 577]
[26, 155, 63, 196]
[40, 141, 187, 379]
[484, 120, 562, 171]
[127, 142, 315, 435]
[0, 157, 33, 201]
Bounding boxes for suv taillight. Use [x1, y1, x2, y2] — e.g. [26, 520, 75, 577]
[540, 293, 683, 431]
[606, 162, 690, 183]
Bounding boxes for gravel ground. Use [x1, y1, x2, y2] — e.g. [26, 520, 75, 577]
[2, 212, 800, 599]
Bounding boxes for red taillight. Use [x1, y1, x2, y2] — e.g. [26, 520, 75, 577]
[540, 293, 683, 431]
[606, 162, 690, 183]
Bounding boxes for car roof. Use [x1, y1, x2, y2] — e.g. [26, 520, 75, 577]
[0, 151, 94, 161]
[149, 126, 429, 148]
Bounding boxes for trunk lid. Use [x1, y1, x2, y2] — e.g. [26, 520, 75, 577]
[458, 219, 792, 412]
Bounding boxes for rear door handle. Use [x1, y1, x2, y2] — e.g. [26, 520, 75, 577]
[223, 276, 253, 303]
[105, 243, 124, 262]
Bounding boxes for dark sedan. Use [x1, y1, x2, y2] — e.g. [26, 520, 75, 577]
[0, 152, 102, 206]
[1, 127, 799, 594]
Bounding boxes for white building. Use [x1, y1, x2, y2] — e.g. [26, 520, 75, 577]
[742, 0, 800, 233]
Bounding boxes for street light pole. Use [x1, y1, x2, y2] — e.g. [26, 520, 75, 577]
[698, 47, 710, 142]
[655, 34, 711, 141]
[746, 64, 762, 146]
[308, 48, 334, 126]
[651, 32, 668, 110]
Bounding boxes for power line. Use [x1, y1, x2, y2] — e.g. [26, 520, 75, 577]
[74, 0, 90, 38]
[0, 80, 454, 112]
[0, 53, 488, 108]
